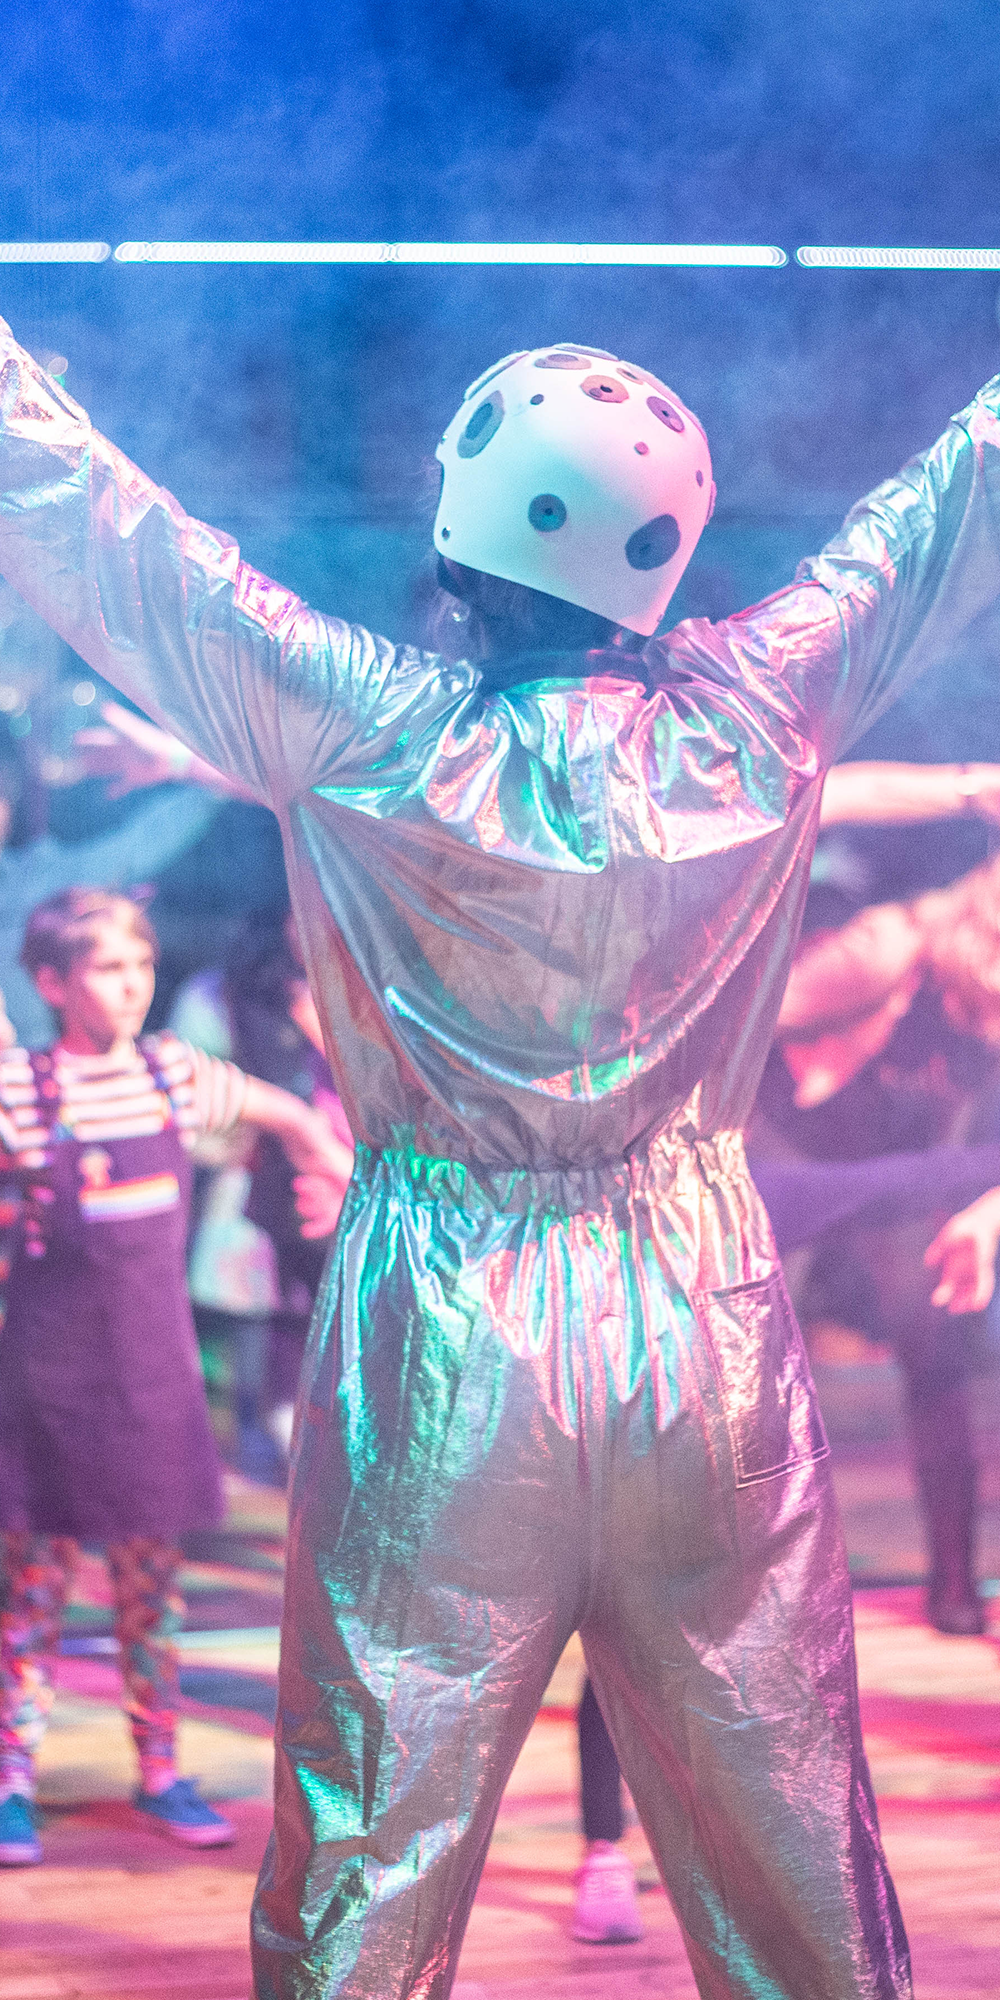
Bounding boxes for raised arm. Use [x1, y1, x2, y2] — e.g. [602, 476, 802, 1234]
[680, 378, 1000, 767]
[776, 901, 925, 1038]
[0, 324, 456, 806]
[73, 700, 258, 803]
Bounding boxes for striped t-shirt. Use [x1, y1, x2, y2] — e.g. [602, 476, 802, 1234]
[0, 1032, 249, 1171]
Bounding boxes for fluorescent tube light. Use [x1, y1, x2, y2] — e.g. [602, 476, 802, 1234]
[113, 240, 787, 268]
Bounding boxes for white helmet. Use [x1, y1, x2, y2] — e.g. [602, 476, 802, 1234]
[434, 343, 715, 638]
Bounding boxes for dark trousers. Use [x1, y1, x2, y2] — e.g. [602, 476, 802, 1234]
[578, 1675, 623, 1841]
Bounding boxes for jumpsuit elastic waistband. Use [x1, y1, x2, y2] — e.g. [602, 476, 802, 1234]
[349, 1127, 751, 1214]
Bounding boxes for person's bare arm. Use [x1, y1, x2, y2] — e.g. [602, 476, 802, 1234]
[776, 901, 926, 1038]
[73, 700, 258, 802]
[292, 1165, 354, 1240]
[238, 1076, 354, 1240]
[821, 761, 1000, 827]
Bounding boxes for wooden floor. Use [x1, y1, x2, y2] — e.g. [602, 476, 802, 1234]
[3, 1362, 1000, 1999]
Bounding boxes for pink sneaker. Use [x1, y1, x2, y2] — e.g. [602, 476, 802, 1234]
[571, 1841, 643, 1943]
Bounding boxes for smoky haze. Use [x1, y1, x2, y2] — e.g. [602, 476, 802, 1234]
[2, 0, 1000, 750]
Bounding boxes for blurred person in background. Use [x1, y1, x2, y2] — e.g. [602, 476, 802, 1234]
[755, 813, 1000, 1635]
[169, 908, 352, 1476]
[571, 759, 1000, 1936]
[65, 700, 354, 1478]
[0, 888, 349, 1867]
[0, 720, 226, 1330]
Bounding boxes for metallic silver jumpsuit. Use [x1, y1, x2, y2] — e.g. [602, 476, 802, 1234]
[2, 324, 999, 1997]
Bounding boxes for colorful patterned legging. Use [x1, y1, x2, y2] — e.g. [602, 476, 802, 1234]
[0, 1532, 184, 1796]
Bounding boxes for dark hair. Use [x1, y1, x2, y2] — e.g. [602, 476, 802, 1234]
[417, 555, 645, 665]
[20, 888, 159, 981]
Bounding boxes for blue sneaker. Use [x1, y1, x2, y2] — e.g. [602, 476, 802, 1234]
[0, 1793, 43, 1866]
[133, 1777, 235, 1847]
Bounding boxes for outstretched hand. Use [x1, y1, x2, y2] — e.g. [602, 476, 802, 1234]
[285, 1110, 353, 1240]
[73, 699, 253, 801]
[73, 700, 193, 795]
[279, 1105, 354, 1181]
[924, 1186, 1000, 1314]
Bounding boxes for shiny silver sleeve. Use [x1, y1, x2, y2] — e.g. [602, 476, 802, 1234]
[0, 323, 451, 807]
[659, 377, 1000, 767]
[800, 376, 1000, 753]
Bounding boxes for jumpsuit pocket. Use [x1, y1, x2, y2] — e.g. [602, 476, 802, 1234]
[694, 1270, 829, 1487]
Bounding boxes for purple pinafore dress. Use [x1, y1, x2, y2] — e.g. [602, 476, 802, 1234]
[0, 1040, 223, 1541]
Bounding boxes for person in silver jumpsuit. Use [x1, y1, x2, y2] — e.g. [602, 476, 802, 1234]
[0, 325, 998, 1999]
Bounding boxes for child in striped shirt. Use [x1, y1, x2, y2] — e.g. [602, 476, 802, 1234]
[0, 887, 348, 1865]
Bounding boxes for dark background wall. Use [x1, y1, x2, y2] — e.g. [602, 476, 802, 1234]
[3, 0, 1000, 1007]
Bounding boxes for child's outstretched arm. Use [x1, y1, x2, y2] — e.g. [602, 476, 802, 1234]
[238, 1073, 354, 1185]
[181, 1040, 353, 1239]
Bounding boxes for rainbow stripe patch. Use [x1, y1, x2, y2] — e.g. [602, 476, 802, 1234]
[79, 1172, 180, 1221]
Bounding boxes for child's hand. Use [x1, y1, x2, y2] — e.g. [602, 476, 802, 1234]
[280, 1104, 354, 1183]
[293, 1171, 349, 1240]
[924, 1186, 1000, 1313]
[279, 1105, 353, 1239]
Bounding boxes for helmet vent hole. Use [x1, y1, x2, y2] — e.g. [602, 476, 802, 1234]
[647, 395, 685, 433]
[582, 374, 628, 403]
[625, 513, 681, 571]
[528, 493, 567, 532]
[534, 351, 588, 370]
[457, 392, 504, 457]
